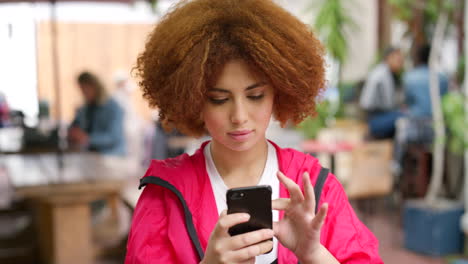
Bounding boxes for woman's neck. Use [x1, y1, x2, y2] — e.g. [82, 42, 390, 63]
[210, 139, 269, 188]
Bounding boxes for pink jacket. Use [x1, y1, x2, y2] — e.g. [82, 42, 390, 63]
[125, 141, 383, 263]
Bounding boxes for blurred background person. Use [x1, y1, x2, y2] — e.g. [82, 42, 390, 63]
[393, 44, 449, 177]
[359, 47, 405, 139]
[69, 71, 126, 156]
[68, 71, 129, 241]
[403, 44, 448, 119]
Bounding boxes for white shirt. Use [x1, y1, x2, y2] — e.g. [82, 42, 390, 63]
[205, 141, 279, 263]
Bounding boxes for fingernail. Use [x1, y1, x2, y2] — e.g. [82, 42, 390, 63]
[242, 213, 250, 220]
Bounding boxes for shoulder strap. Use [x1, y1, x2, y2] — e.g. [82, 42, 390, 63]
[314, 167, 329, 214]
[139, 176, 205, 261]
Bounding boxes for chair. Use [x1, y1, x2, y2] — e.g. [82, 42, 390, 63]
[395, 117, 434, 198]
[399, 144, 432, 198]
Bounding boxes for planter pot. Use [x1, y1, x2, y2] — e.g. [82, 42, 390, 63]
[452, 260, 468, 264]
[403, 199, 464, 256]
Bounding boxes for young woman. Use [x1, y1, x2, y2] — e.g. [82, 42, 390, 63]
[125, 0, 383, 263]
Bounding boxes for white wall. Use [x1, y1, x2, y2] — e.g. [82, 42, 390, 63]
[341, 0, 378, 83]
[0, 4, 38, 124]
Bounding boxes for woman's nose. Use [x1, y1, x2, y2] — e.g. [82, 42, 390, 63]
[230, 100, 248, 125]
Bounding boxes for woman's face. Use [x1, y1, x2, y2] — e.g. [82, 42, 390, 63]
[202, 60, 274, 152]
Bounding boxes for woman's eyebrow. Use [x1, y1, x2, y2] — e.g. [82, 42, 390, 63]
[207, 87, 230, 93]
[245, 82, 266, 91]
[208, 82, 266, 93]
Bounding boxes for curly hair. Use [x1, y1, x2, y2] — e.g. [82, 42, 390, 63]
[135, 0, 326, 136]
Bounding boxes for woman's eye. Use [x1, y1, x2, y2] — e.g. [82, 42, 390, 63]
[248, 94, 264, 100]
[208, 98, 228, 105]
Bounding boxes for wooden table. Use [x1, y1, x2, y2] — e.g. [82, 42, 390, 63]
[301, 140, 354, 173]
[2, 152, 137, 264]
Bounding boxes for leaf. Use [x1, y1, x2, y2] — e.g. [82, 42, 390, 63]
[441, 92, 467, 153]
[312, 0, 357, 64]
[297, 101, 332, 139]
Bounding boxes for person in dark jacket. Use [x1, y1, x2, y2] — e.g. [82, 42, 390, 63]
[359, 47, 405, 139]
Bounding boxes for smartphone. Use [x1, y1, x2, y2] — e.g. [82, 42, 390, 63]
[226, 185, 272, 237]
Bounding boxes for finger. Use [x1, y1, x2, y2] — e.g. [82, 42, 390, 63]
[215, 210, 250, 236]
[277, 171, 304, 203]
[272, 198, 290, 210]
[237, 259, 255, 264]
[229, 228, 274, 250]
[272, 221, 279, 235]
[220, 209, 227, 217]
[302, 171, 316, 212]
[311, 203, 328, 230]
[229, 239, 274, 262]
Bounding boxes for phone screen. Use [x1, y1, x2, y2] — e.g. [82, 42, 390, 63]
[226, 185, 272, 236]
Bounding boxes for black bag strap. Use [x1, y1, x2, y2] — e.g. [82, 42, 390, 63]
[139, 176, 205, 261]
[314, 167, 329, 214]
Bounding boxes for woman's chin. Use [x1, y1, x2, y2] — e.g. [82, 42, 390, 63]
[222, 138, 265, 153]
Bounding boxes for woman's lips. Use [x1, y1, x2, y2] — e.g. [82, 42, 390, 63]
[228, 130, 253, 142]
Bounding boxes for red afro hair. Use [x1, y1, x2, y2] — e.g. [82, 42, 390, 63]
[135, 0, 326, 136]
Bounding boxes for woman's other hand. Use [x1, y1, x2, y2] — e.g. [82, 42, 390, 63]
[272, 171, 331, 263]
[201, 210, 274, 264]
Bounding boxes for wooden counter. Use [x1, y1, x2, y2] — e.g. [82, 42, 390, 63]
[2, 152, 137, 264]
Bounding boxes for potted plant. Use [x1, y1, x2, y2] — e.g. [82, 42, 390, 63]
[297, 0, 357, 139]
[389, 0, 466, 256]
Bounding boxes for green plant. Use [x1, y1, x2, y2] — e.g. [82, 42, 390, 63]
[297, 81, 357, 139]
[442, 92, 467, 154]
[146, 0, 159, 13]
[297, 101, 336, 139]
[297, 102, 329, 139]
[390, 0, 462, 203]
[388, 0, 459, 54]
[388, 0, 443, 25]
[312, 0, 357, 65]
[297, 1, 357, 139]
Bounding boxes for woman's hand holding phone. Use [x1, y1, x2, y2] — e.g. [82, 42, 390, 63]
[201, 210, 274, 264]
[273, 171, 336, 264]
